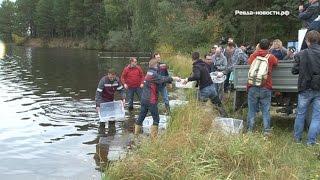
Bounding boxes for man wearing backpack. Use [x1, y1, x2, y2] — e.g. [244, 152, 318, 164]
[247, 39, 278, 136]
[292, 30, 320, 145]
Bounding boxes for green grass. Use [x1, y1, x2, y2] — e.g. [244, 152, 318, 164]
[103, 55, 320, 180]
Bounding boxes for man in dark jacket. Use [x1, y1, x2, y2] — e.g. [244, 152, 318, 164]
[292, 30, 320, 145]
[154, 53, 172, 113]
[95, 68, 126, 132]
[135, 58, 180, 140]
[182, 52, 227, 117]
[299, 0, 320, 50]
[299, 0, 320, 28]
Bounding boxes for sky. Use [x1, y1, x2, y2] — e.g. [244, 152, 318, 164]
[0, 0, 16, 5]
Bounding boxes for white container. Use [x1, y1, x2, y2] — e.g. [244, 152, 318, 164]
[214, 117, 243, 134]
[98, 100, 125, 122]
[142, 115, 168, 133]
[175, 81, 195, 89]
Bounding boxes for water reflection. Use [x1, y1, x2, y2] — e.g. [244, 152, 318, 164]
[0, 47, 175, 179]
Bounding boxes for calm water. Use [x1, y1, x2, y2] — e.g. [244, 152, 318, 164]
[0, 46, 158, 179]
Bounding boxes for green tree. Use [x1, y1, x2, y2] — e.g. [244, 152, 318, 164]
[83, 0, 107, 39]
[0, 0, 16, 41]
[53, 0, 70, 37]
[15, 0, 39, 37]
[35, 0, 55, 37]
[131, 0, 157, 51]
[104, 0, 131, 31]
[68, 0, 84, 37]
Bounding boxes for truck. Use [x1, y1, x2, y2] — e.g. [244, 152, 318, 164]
[233, 61, 312, 126]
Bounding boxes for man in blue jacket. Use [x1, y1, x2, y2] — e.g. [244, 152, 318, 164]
[134, 58, 180, 140]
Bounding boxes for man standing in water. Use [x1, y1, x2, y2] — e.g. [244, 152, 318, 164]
[134, 58, 180, 140]
[95, 68, 126, 132]
[153, 53, 172, 113]
[121, 57, 144, 111]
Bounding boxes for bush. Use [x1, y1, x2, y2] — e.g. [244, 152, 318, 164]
[12, 34, 26, 45]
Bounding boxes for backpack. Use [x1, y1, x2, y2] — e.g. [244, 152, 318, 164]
[248, 54, 270, 86]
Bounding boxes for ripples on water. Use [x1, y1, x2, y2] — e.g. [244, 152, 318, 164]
[0, 49, 178, 179]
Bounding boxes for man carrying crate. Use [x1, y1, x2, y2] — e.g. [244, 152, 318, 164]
[95, 68, 126, 133]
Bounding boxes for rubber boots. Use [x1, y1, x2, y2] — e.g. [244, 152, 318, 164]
[150, 125, 158, 140]
[134, 124, 142, 135]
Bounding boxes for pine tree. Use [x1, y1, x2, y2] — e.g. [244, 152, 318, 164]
[68, 0, 84, 38]
[131, 0, 157, 51]
[15, 0, 39, 37]
[53, 0, 70, 37]
[35, 0, 54, 37]
[0, 0, 16, 41]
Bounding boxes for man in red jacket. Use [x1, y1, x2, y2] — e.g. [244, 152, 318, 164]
[247, 39, 278, 136]
[121, 57, 145, 111]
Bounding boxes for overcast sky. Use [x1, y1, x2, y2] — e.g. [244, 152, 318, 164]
[0, 0, 16, 5]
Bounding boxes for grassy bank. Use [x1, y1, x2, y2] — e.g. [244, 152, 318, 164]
[104, 55, 320, 179]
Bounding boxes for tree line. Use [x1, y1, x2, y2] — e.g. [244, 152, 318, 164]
[0, 0, 302, 52]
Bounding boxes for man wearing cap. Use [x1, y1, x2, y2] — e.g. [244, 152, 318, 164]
[95, 68, 126, 132]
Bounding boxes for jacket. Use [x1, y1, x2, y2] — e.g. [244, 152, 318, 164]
[157, 62, 171, 87]
[188, 59, 213, 90]
[247, 49, 278, 90]
[212, 54, 227, 72]
[121, 65, 144, 88]
[292, 44, 320, 92]
[95, 76, 125, 107]
[141, 68, 173, 104]
[299, 2, 320, 28]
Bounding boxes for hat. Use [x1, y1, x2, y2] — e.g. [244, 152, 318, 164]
[288, 46, 296, 53]
[210, 72, 226, 83]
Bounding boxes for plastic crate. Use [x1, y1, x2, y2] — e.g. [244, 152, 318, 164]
[214, 117, 243, 134]
[175, 81, 195, 88]
[98, 100, 125, 122]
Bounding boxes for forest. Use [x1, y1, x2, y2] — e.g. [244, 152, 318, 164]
[0, 0, 302, 52]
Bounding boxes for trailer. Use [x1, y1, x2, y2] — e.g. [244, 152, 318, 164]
[233, 62, 298, 110]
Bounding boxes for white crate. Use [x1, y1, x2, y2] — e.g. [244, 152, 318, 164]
[175, 81, 195, 88]
[98, 100, 125, 122]
[214, 117, 243, 134]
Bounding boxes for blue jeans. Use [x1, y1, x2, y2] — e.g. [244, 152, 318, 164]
[247, 87, 272, 133]
[198, 84, 220, 105]
[127, 87, 142, 108]
[294, 89, 320, 145]
[158, 85, 169, 107]
[136, 102, 159, 126]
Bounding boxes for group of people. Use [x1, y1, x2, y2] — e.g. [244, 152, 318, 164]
[95, 53, 178, 140]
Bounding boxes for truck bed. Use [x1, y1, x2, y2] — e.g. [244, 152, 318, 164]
[233, 63, 299, 92]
